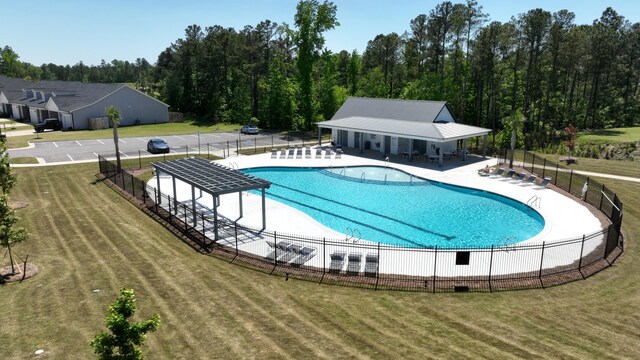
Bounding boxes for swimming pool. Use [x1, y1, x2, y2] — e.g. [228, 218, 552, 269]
[243, 166, 545, 248]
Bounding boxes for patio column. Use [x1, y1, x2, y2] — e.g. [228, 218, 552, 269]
[239, 191, 244, 219]
[261, 187, 267, 230]
[482, 134, 487, 158]
[155, 168, 162, 205]
[317, 127, 322, 146]
[462, 138, 468, 161]
[359, 132, 364, 154]
[191, 184, 197, 226]
[409, 139, 414, 162]
[438, 150, 443, 167]
[213, 197, 218, 241]
[172, 176, 178, 215]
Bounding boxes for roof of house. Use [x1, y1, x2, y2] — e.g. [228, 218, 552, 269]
[332, 97, 454, 122]
[317, 116, 491, 143]
[0, 75, 167, 112]
[319, 97, 490, 143]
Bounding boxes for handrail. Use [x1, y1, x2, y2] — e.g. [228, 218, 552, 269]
[228, 161, 238, 170]
[361, 172, 366, 181]
[345, 227, 353, 241]
[385, 157, 389, 168]
[527, 195, 541, 208]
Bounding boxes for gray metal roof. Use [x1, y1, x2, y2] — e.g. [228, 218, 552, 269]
[317, 116, 491, 142]
[0, 75, 167, 112]
[332, 97, 453, 122]
[152, 157, 271, 196]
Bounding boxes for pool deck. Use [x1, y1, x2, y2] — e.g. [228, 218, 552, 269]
[150, 149, 605, 276]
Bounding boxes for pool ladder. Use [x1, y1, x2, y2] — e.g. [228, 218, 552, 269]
[500, 236, 516, 250]
[345, 227, 361, 243]
[228, 161, 238, 170]
[360, 172, 366, 181]
[527, 195, 541, 208]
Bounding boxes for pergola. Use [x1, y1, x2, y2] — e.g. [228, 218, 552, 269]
[151, 157, 271, 241]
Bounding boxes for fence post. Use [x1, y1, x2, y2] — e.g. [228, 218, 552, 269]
[568, 170, 573, 195]
[183, 203, 188, 231]
[578, 235, 586, 279]
[186, 146, 189, 157]
[320, 237, 326, 284]
[207, 143, 210, 159]
[131, 173, 135, 198]
[554, 164, 558, 185]
[138, 150, 142, 169]
[432, 246, 438, 293]
[235, 222, 238, 257]
[542, 158, 546, 178]
[538, 241, 546, 289]
[154, 188, 158, 213]
[271, 135, 274, 148]
[168, 195, 172, 222]
[599, 184, 605, 210]
[531, 154, 535, 173]
[375, 242, 380, 291]
[488, 245, 494, 293]
[254, 138, 257, 153]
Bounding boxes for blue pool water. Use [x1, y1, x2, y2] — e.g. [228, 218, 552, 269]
[244, 167, 545, 249]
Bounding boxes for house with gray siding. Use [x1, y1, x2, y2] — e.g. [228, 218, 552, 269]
[317, 97, 492, 166]
[0, 76, 169, 130]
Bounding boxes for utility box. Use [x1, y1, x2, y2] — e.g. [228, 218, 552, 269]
[89, 117, 109, 130]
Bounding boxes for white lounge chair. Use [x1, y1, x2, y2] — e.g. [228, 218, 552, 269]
[347, 252, 362, 275]
[329, 251, 346, 273]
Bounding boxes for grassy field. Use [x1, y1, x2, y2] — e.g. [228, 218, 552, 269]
[0, 156, 638, 359]
[2, 121, 243, 149]
[579, 126, 640, 144]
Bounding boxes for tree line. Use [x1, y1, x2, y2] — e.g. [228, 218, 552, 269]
[2, 1, 639, 149]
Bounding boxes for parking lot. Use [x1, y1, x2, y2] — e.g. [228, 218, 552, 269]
[8, 131, 310, 164]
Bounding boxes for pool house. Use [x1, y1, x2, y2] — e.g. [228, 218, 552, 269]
[317, 97, 492, 166]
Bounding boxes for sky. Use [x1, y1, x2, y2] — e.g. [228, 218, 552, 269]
[2, 0, 639, 66]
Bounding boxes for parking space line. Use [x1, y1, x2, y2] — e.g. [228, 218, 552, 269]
[120, 151, 129, 158]
[174, 135, 186, 140]
[118, 139, 127, 144]
[66, 154, 74, 161]
[93, 152, 99, 158]
[96, 139, 105, 145]
[138, 138, 147, 142]
[53, 142, 58, 148]
[75, 140, 83, 146]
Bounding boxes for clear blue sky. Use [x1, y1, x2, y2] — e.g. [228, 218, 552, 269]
[3, 0, 639, 66]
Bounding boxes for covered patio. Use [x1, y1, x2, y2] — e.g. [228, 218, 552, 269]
[317, 117, 492, 166]
[151, 157, 271, 241]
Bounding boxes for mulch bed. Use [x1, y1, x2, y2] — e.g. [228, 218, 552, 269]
[0, 263, 39, 284]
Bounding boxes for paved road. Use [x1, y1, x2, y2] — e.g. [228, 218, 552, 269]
[8, 132, 310, 164]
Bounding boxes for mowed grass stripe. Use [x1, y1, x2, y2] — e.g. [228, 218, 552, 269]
[66, 182, 219, 358]
[91, 185, 291, 357]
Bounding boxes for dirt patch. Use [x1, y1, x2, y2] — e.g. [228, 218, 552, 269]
[0, 263, 39, 284]
[128, 166, 153, 177]
[9, 201, 28, 210]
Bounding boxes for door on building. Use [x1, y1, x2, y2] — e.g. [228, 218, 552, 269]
[354, 132, 360, 149]
[61, 114, 73, 130]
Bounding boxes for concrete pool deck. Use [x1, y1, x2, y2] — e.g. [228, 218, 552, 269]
[148, 149, 606, 276]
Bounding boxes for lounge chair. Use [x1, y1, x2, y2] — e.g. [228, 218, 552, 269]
[328, 251, 346, 273]
[346, 252, 362, 275]
[335, 148, 343, 159]
[271, 148, 278, 159]
[500, 168, 516, 180]
[490, 167, 505, 178]
[296, 146, 303, 159]
[364, 253, 379, 277]
[264, 240, 281, 261]
[287, 147, 295, 159]
[278, 244, 301, 263]
[516, 171, 527, 181]
[280, 149, 287, 159]
[305, 146, 312, 159]
[538, 176, 552, 188]
[315, 148, 322, 158]
[324, 148, 333, 159]
[291, 246, 317, 267]
[523, 174, 537, 184]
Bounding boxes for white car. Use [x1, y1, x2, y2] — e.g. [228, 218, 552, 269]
[240, 125, 259, 134]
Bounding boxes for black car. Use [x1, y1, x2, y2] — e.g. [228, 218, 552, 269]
[33, 118, 63, 133]
[147, 138, 170, 154]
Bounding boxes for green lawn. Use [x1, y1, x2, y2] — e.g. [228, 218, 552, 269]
[0, 154, 638, 359]
[579, 126, 640, 144]
[3, 121, 243, 149]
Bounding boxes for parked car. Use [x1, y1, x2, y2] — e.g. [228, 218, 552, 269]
[147, 138, 170, 154]
[33, 118, 63, 133]
[240, 125, 259, 134]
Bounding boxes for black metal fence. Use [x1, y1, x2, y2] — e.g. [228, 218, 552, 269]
[98, 153, 624, 293]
